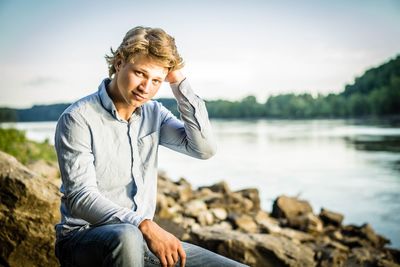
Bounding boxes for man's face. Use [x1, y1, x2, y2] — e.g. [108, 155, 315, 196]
[114, 54, 168, 109]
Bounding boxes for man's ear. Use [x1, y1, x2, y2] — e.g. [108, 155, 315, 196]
[115, 58, 124, 72]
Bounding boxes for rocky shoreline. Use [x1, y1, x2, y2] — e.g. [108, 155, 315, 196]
[155, 175, 399, 267]
[0, 151, 399, 266]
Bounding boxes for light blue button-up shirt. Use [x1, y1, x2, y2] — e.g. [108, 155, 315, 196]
[54, 78, 216, 238]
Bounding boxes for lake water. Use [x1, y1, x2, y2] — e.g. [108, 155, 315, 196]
[1, 119, 400, 248]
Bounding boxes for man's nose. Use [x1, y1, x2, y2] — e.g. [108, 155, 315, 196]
[139, 79, 151, 93]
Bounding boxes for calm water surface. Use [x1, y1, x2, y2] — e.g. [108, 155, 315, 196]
[2, 119, 400, 248]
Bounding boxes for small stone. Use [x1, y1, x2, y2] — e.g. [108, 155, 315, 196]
[344, 247, 374, 266]
[197, 210, 214, 226]
[175, 178, 193, 203]
[212, 221, 233, 231]
[178, 217, 196, 230]
[198, 181, 231, 194]
[194, 188, 223, 204]
[254, 211, 282, 234]
[158, 206, 174, 219]
[304, 213, 324, 233]
[235, 188, 261, 212]
[158, 204, 182, 219]
[279, 227, 315, 242]
[183, 199, 207, 217]
[230, 214, 258, 233]
[331, 230, 344, 241]
[319, 208, 344, 227]
[286, 212, 324, 233]
[272, 195, 313, 217]
[210, 208, 228, 221]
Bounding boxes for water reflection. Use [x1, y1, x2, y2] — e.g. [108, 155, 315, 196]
[345, 135, 400, 153]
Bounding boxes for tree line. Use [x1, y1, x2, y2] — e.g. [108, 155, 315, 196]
[0, 54, 399, 122]
[132, 54, 400, 119]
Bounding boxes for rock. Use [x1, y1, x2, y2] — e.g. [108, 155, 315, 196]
[157, 173, 178, 197]
[341, 224, 390, 248]
[157, 204, 182, 220]
[271, 196, 323, 233]
[254, 210, 281, 233]
[173, 216, 200, 233]
[319, 208, 344, 227]
[156, 192, 182, 220]
[210, 208, 228, 221]
[386, 247, 400, 264]
[189, 226, 316, 267]
[198, 181, 231, 194]
[317, 247, 348, 267]
[229, 214, 258, 233]
[254, 210, 316, 242]
[324, 225, 345, 242]
[157, 174, 193, 204]
[211, 221, 233, 231]
[344, 247, 374, 266]
[300, 212, 324, 233]
[272, 195, 313, 228]
[235, 188, 261, 212]
[0, 151, 61, 267]
[197, 210, 214, 226]
[194, 188, 224, 204]
[174, 177, 193, 203]
[26, 159, 60, 179]
[279, 227, 316, 242]
[378, 259, 400, 267]
[183, 199, 207, 218]
[207, 191, 256, 213]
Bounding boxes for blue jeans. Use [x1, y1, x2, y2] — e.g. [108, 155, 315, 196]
[55, 223, 248, 267]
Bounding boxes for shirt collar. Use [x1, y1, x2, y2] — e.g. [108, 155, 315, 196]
[98, 78, 142, 122]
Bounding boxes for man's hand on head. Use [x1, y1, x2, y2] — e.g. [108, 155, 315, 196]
[165, 70, 185, 84]
[139, 219, 186, 267]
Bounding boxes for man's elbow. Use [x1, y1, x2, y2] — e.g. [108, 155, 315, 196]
[197, 143, 217, 160]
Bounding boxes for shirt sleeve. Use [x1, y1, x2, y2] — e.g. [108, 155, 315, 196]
[55, 112, 145, 227]
[159, 78, 217, 159]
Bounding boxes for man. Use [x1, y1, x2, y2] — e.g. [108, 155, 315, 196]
[54, 26, 247, 267]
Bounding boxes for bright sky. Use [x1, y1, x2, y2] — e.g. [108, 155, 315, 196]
[1, 0, 399, 108]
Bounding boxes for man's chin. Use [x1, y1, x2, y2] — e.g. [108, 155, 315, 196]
[130, 99, 148, 108]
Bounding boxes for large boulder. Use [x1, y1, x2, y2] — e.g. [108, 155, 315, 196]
[189, 226, 316, 267]
[0, 151, 61, 267]
[272, 195, 319, 232]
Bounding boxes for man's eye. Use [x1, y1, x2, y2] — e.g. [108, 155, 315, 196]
[152, 80, 161, 85]
[135, 71, 144, 77]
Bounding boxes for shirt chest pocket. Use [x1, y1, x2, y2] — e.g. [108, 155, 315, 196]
[138, 131, 159, 172]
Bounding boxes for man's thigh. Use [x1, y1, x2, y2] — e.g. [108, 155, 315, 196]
[56, 223, 144, 267]
[144, 241, 248, 267]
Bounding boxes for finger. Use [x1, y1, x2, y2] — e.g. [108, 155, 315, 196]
[172, 250, 179, 264]
[159, 255, 168, 267]
[178, 245, 187, 267]
[166, 254, 175, 267]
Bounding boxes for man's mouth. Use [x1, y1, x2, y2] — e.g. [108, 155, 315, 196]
[132, 92, 146, 101]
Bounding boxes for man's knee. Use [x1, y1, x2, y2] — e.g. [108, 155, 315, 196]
[111, 223, 144, 250]
[102, 224, 144, 266]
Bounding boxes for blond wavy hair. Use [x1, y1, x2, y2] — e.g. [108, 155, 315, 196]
[105, 26, 184, 78]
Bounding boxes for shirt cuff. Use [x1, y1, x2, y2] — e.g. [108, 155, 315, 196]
[117, 208, 144, 227]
